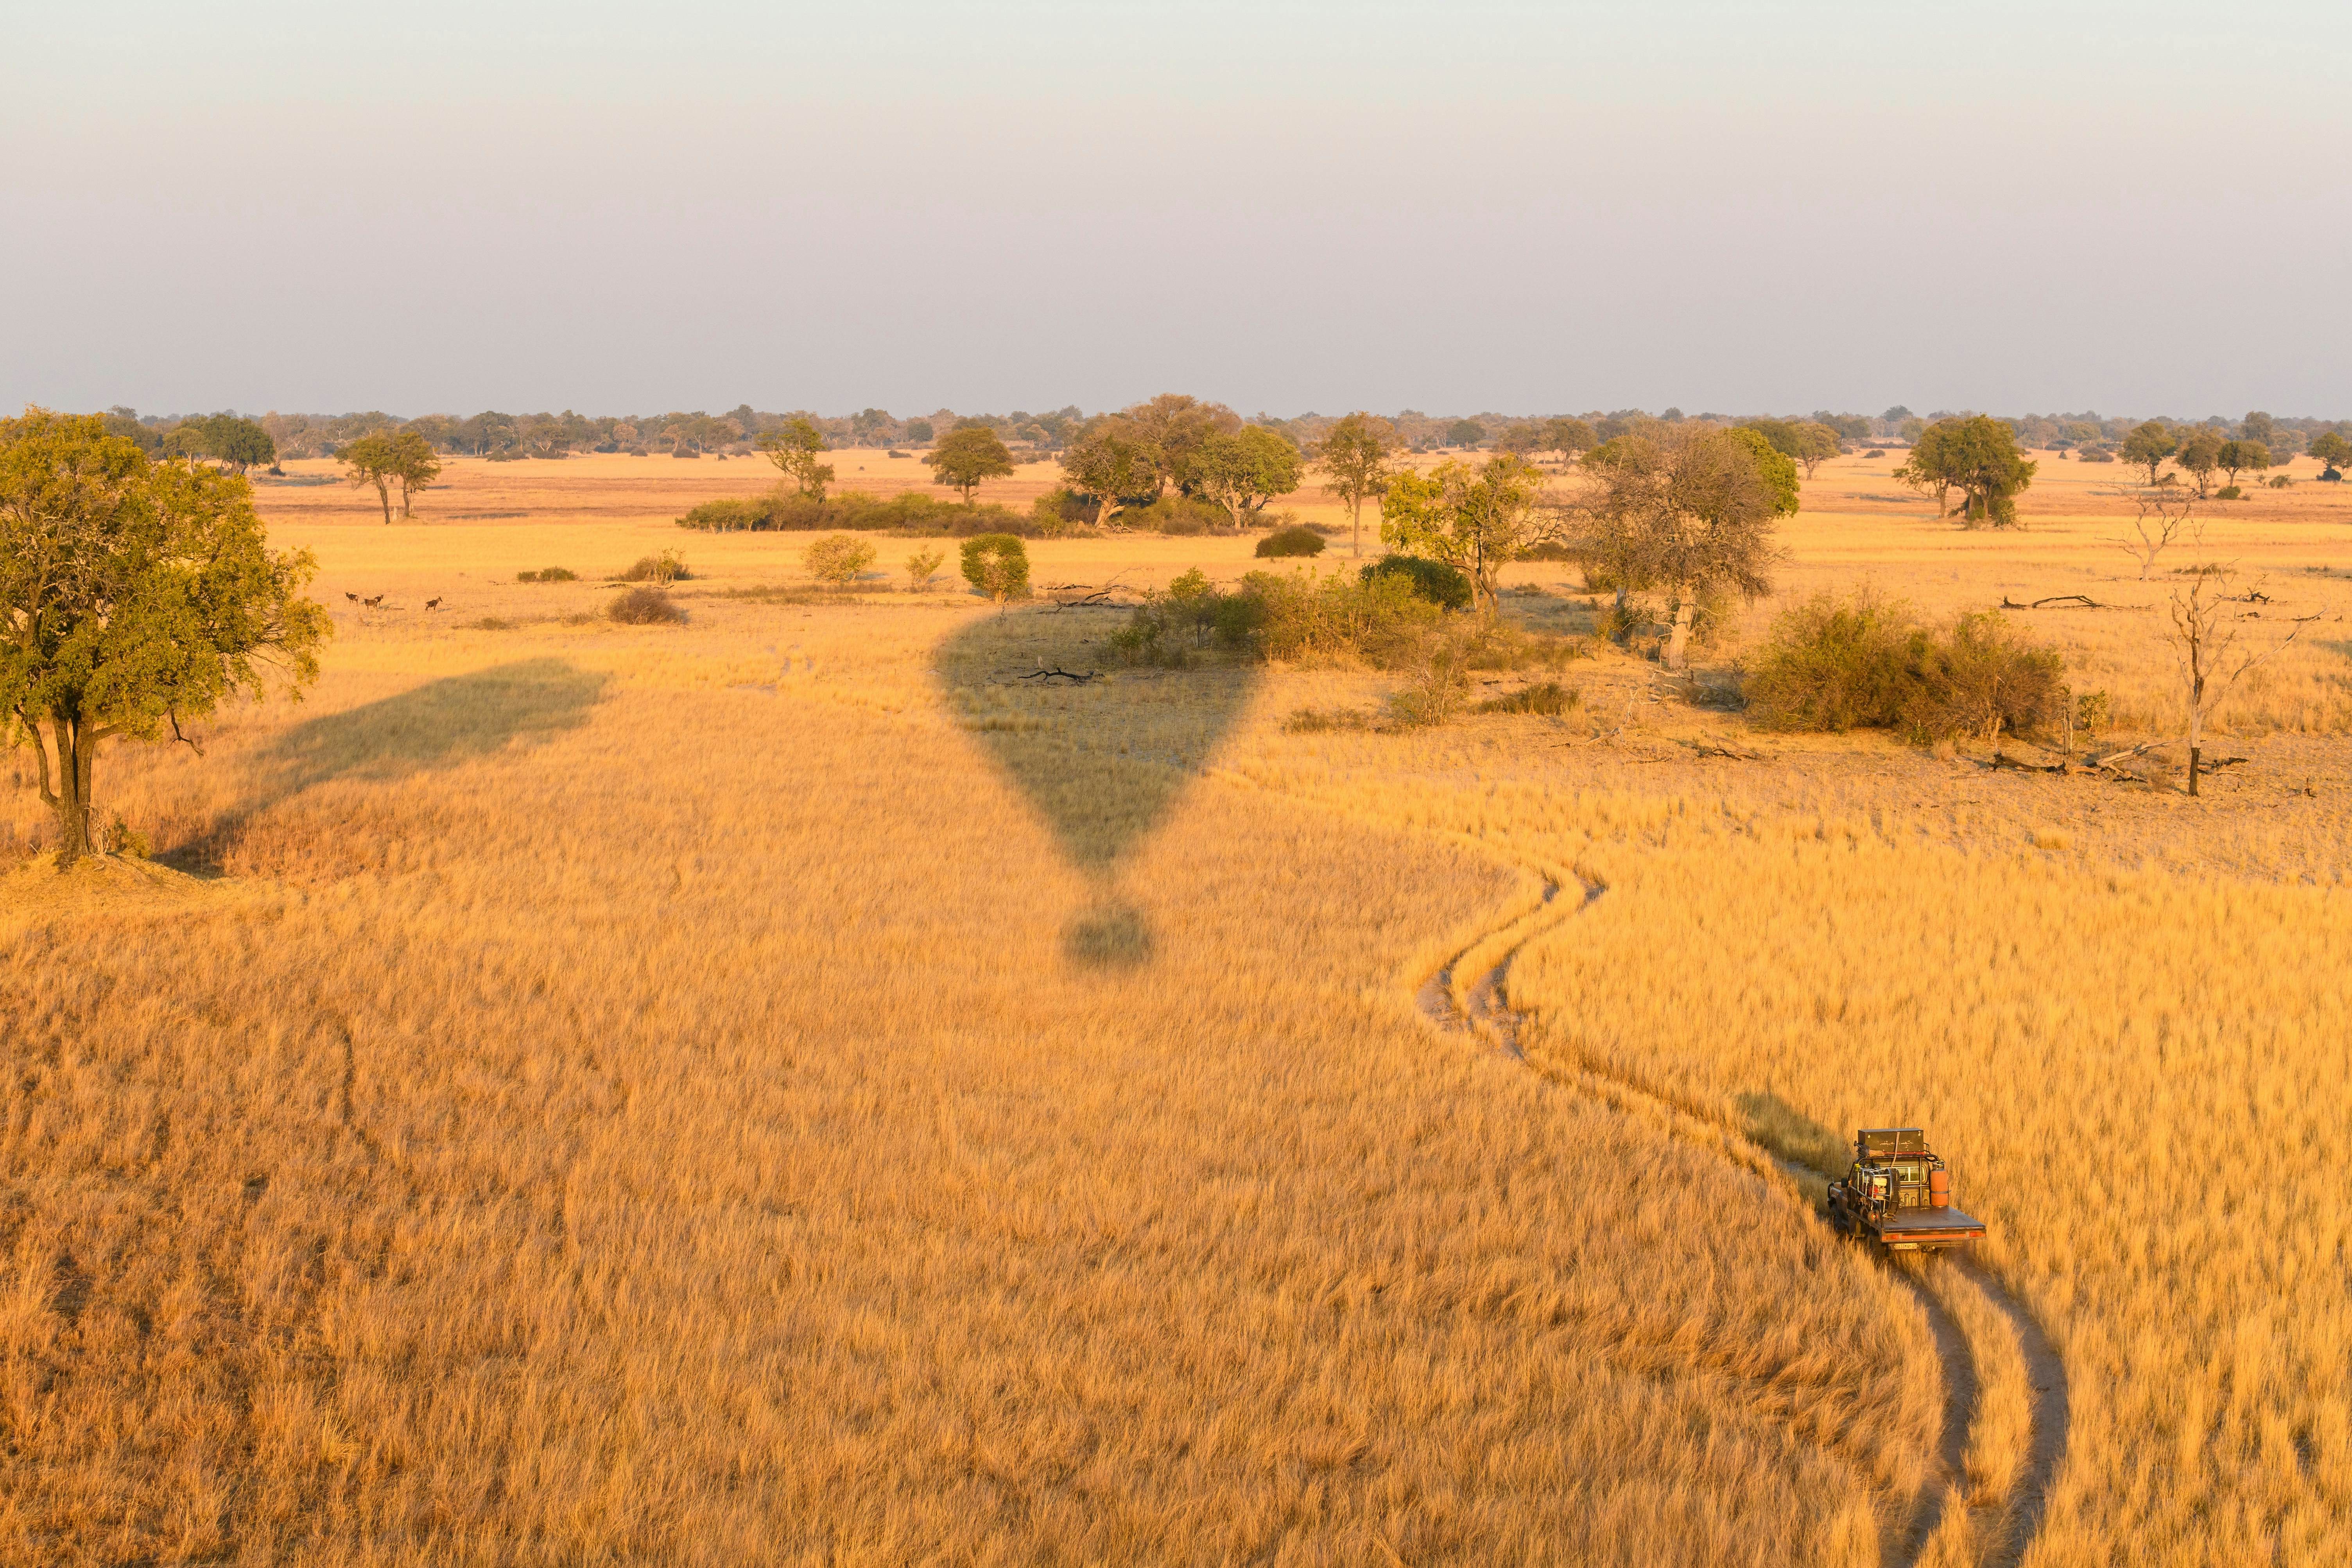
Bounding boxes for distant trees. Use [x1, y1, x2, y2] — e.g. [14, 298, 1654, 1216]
[1124, 395, 1241, 496]
[1194, 427, 1303, 530]
[2242, 411, 2276, 447]
[1059, 419, 1161, 530]
[1544, 417, 1598, 463]
[1379, 453, 1551, 614]
[1740, 417, 1842, 479]
[1897, 416, 2036, 527]
[338, 430, 443, 523]
[2216, 439, 2270, 489]
[926, 426, 1015, 504]
[1443, 418, 1486, 450]
[0, 410, 329, 866]
[1312, 412, 1396, 558]
[760, 416, 835, 500]
[156, 414, 276, 473]
[2120, 421, 2178, 485]
[2309, 431, 2352, 477]
[903, 418, 935, 446]
[1579, 425, 1781, 669]
[2174, 427, 2224, 498]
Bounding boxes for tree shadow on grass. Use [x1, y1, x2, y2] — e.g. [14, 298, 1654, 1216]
[165, 658, 608, 872]
[934, 609, 1257, 969]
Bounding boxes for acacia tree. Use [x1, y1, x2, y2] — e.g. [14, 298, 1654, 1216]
[1578, 424, 1780, 670]
[1379, 452, 1550, 613]
[2120, 421, 2178, 485]
[2216, 439, 2269, 489]
[1793, 420, 1842, 478]
[1, 411, 329, 866]
[386, 428, 442, 516]
[1312, 412, 1395, 558]
[1059, 418, 1162, 530]
[1194, 426, 1303, 530]
[1123, 394, 1240, 497]
[338, 432, 402, 523]
[758, 416, 835, 500]
[1900, 416, 2035, 526]
[2175, 427, 2224, 498]
[925, 425, 1015, 504]
[2311, 430, 2352, 477]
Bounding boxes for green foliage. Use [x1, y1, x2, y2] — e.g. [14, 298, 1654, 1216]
[803, 534, 877, 586]
[2307, 430, 2352, 473]
[1444, 418, 1486, 449]
[1385, 642, 1470, 728]
[902, 547, 946, 590]
[1059, 419, 1162, 529]
[1255, 524, 1326, 558]
[1116, 495, 1232, 536]
[337, 427, 441, 522]
[1378, 453, 1549, 610]
[758, 416, 834, 500]
[1246, 570, 1439, 666]
[959, 533, 1029, 603]
[676, 489, 1037, 536]
[1544, 417, 1599, 459]
[2120, 421, 2178, 484]
[1726, 428, 1801, 515]
[1361, 553, 1473, 611]
[515, 566, 577, 583]
[0, 409, 330, 864]
[2215, 486, 2243, 501]
[1194, 426, 1304, 528]
[1746, 590, 2064, 742]
[619, 551, 690, 584]
[926, 425, 1016, 503]
[2215, 439, 2270, 486]
[1898, 415, 2036, 527]
[2175, 427, 2225, 497]
[608, 586, 685, 625]
[903, 418, 935, 445]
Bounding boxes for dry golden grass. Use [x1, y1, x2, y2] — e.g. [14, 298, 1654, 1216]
[2, 452, 2348, 1563]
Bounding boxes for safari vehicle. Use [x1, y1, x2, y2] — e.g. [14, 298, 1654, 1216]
[1826, 1128, 1986, 1251]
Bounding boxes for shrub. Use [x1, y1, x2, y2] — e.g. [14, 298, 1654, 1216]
[675, 488, 1042, 537]
[1477, 680, 1579, 716]
[1385, 643, 1470, 728]
[1118, 495, 1232, 536]
[1746, 590, 2063, 743]
[803, 534, 876, 586]
[903, 547, 946, 590]
[608, 586, 686, 625]
[960, 534, 1030, 603]
[2268, 475, 2293, 489]
[1029, 487, 1093, 537]
[620, 551, 689, 584]
[1745, 590, 1923, 732]
[2216, 485, 2243, 500]
[1361, 554, 1474, 611]
[1282, 707, 1376, 733]
[1251, 569, 1438, 667]
[516, 566, 577, 583]
[1255, 525, 1326, 558]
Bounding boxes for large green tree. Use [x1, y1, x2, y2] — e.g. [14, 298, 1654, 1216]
[1058, 418, 1162, 530]
[2309, 431, 2352, 475]
[925, 425, 1015, 504]
[1, 410, 329, 866]
[339, 429, 441, 521]
[1543, 417, 1599, 464]
[1312, 412, 1396, 558]
[1726, 428, 1801, 515]
[1122, 395, 1240, 496]
[2174, 427, 2224, 498]
[1194, 427, 1304, 530]
[2119, 421, 2178, 485]
[2216, 439, 2270, 489]
[758, 416, 835, 499]
[1379, 452, 1550, 613]
[1898, 415, 2036, 527]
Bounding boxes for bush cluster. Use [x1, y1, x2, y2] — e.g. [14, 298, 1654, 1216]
[619, 551, 690, 584]
[803, 534, 877, 586]
[1361, 554, 1473, 611]
[1744, 590, 2064, 742]
[1255, 525, 1326, 558]
[608, 586, 685, 625]
[515, 566, 577, 583]
[677, 489, 1043, 538]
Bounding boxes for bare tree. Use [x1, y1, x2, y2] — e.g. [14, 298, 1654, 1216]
[2165, 565, 2301, 796]
[2113, 490, 2193, 581]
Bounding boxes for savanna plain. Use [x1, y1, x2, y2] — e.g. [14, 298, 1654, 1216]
[5, 448, 2350, 1566]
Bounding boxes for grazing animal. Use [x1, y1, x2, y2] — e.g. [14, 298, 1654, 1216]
[364, 595, 384, 607]
[426, 597, 441, 609]
[345, 592, 359, 602]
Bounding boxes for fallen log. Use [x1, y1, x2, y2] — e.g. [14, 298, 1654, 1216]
[1018, 665, 1102, 683]
[1999, 593, 2148, 611]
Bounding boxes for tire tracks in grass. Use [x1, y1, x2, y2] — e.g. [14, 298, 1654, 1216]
[1416, 869, 2067, 1568]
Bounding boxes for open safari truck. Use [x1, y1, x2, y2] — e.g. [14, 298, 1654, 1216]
[1827, 1128, 1986, 1251]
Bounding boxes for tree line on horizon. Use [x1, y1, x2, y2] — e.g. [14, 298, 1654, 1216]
[88, 401, 2352, 473]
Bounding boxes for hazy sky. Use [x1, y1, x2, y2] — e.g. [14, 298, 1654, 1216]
[5, 1, 2347, 418]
